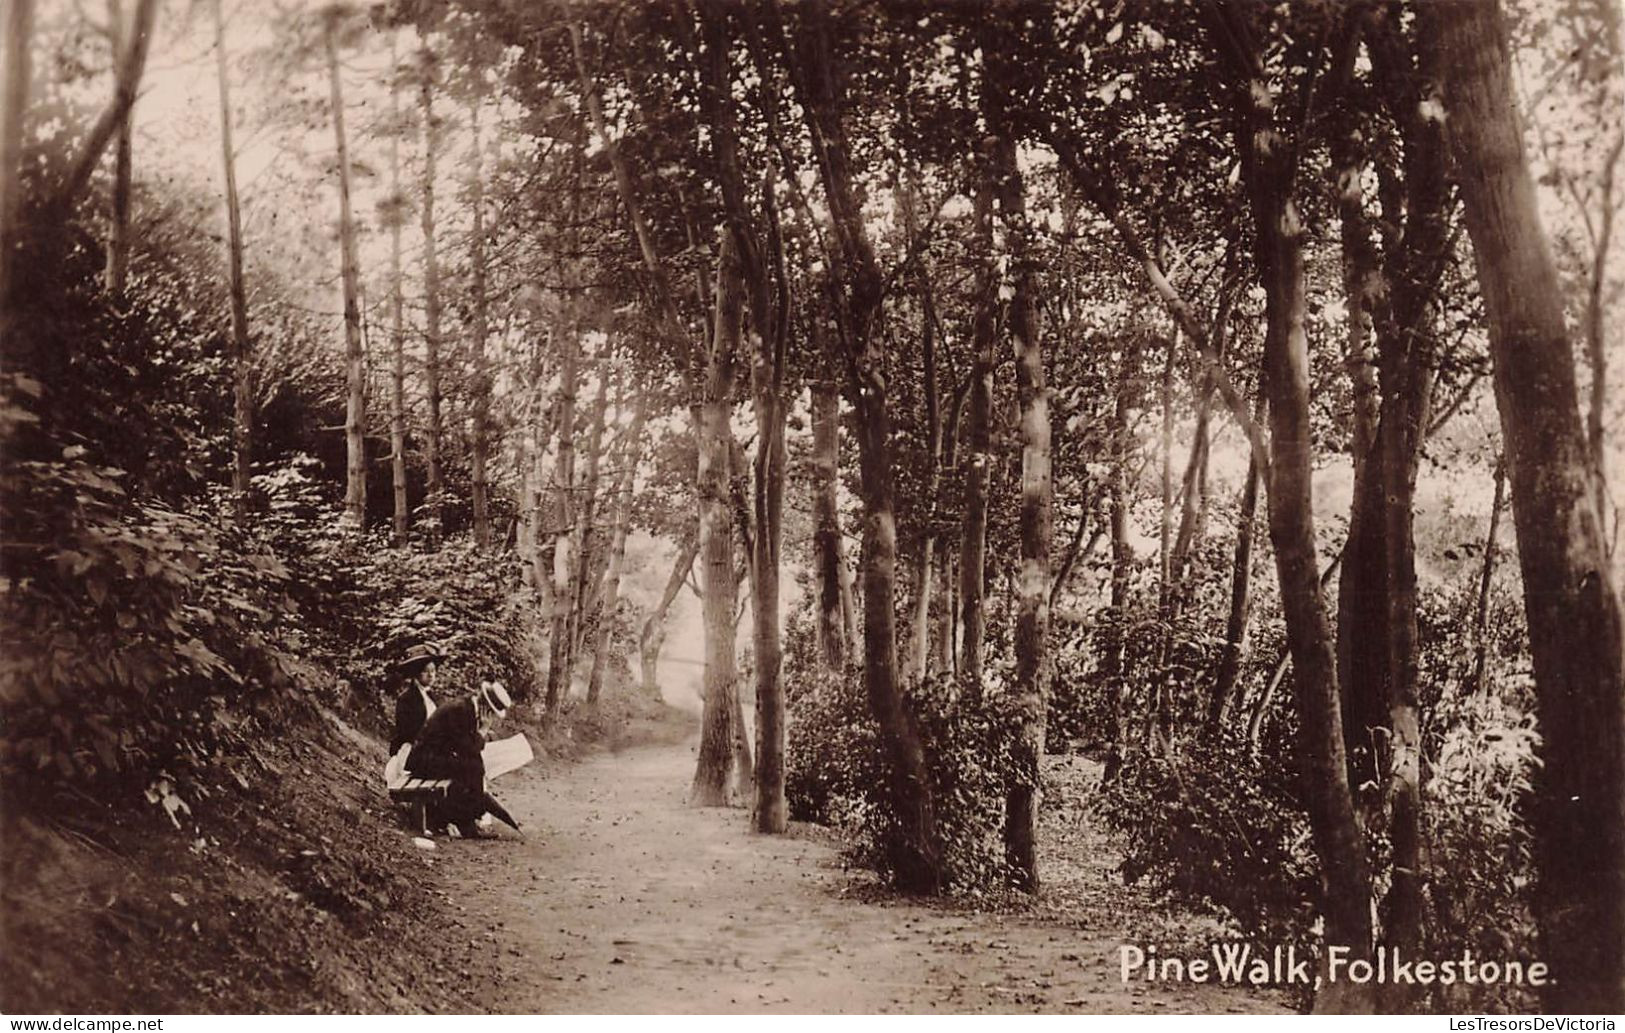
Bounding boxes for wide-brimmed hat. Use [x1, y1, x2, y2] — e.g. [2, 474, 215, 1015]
[479, 680, 512, 719]
[393, 643, 444, 679]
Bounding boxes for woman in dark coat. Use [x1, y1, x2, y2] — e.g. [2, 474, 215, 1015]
[389, 644, 442, 757]
[405, 680, 515, 836]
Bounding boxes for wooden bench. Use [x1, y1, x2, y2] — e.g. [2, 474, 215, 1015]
[389, 776, 453, 834]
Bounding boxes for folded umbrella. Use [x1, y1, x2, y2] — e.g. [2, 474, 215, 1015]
[482, 791, 521, 832]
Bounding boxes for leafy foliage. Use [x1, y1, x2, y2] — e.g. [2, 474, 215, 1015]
[786, 611, 1026, 893]
[1097, 734, 1320, 943]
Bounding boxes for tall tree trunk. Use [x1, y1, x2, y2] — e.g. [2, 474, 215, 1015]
[1101, 339, 1138, 781]
[418, 49, 444, 531]
[104, 0, 131, 298]
[544, 323, 580, 717]
[1326, 7, 1390, 801]
[531, 396, 556, 598]
[691, 237, 743, 808]
[1426, 1, 1625, 1010]
[468, 95, 491, 548]
[1211, 392, 1264, 730]
[747, 263, 788, 831]
[569, 357, 611, 665]
[1323, 9, 1390, 849]
[1470, 455, 1506, 694]
[588, 396, 647, 705]
[958, 181, 997, 683]
[517, 432, 533, 584]
[0, 0, 32, 320]
[386, 34, 408, 544]
[50, 0, 156, 214]
[985, 61, 1050, 890]
[897, 174, 941, 686]
[1211, 9, 1374, 1003]
[1369, 14, 1453, 978]
[213, 0, 251, 520]
[325, 14, 365, 530]
[783, 0, 941, 890]
[691, 5, 788, 828]
[810, 376, 847, 671]
[641, 522, 698, 699]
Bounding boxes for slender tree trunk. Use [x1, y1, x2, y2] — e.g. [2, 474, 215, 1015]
[1159, 334, 1175, 598]
[641, 522, 698, 699]
[958, 182, 997, 683]
[986, 70, 1050, 889]
[810, 377, 847, 671]
[50, 0, 155, 214]
[544, 324, 580, 716]
[532, 396, 556, 598]
[1212, 11, 1375, 1003]
[1211, 393, 1264, 730]
[1101, 340, 1137, 780]
[1369, 16, 1454, 979]
[386, 34, 408, 544]
[747, 293, 788, 831]
[588, 397, 647, 705]
[468, 95, 491, 548]
[517, 433, 533, 584]
[213, 0, 251, 519]
[1427, 1, 1625, 1009]
[418, 50, 444, 531]
[104, 0, 131, 298]
[568, 357, 611, 665]
[1585, 135, 1618, 523]
[691, 238, 743, 808]
[1471, 455, 1506, 694]
[1327, 9, 1386, 784]
[897, 175, 942, 686]
[325, 15, 366, 530]
[0, 0, 33, 320]
[784, 0, 941, 890]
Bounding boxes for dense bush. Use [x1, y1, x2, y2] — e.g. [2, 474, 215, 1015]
[786, 609, 1025, 893]
[1096, 733, 1320, 942]
[252, 456, 537, 707]
[0, 210, 306, 800]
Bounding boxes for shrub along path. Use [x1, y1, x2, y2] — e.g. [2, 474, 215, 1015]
[436, 740, 1290, 1014]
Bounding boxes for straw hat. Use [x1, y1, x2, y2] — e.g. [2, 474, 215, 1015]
[479, 680, 512, 719]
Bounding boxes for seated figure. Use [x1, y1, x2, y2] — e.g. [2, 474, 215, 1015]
[406, 679, 516, 837]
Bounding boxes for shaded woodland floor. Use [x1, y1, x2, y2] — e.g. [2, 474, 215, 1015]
[449, 741, 1291, 1014]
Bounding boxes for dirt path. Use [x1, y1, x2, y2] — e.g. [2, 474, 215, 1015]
[438, 740, 1289, 1014]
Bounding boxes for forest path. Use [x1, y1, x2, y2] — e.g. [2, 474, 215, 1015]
[442, 739, 1287, 1014]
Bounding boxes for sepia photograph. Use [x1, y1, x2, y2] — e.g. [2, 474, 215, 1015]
[0, 0, 1622, 1018]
